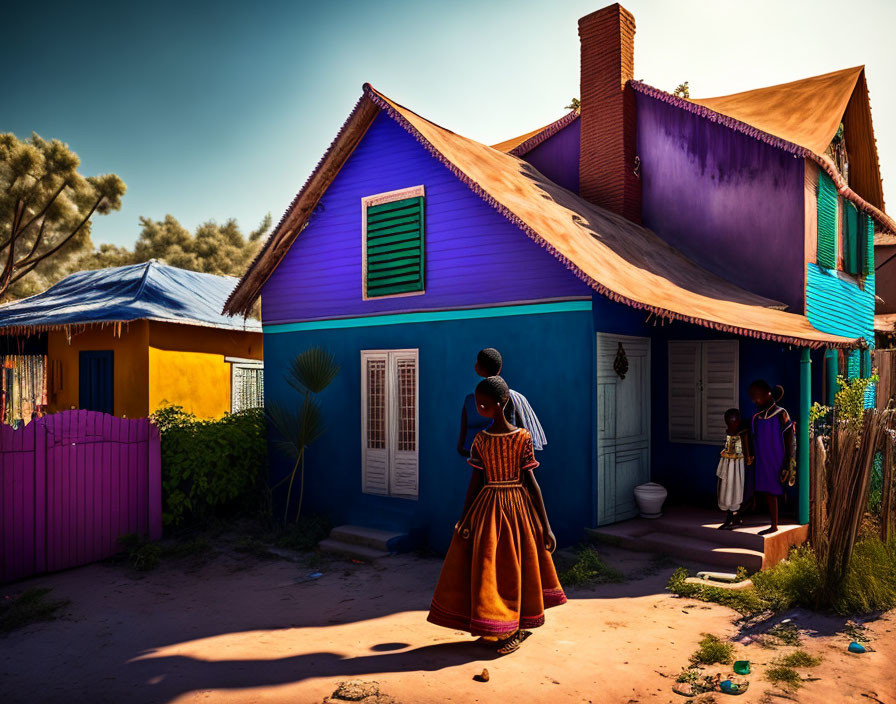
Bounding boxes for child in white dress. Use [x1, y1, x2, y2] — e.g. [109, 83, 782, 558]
[717, 408, 752, 530]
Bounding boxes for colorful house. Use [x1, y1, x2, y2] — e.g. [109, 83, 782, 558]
[225, 4, 889, 561]
[0, 260, 262, 424]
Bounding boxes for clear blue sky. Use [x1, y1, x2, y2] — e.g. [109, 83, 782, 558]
[4, 0, 894, 247]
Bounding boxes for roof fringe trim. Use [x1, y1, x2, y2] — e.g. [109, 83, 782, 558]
[508, 111, 580, 157]
[0, 317, 261, 337]
[224, 95, 376, 317]
[630, 80, 895, 235]
[363, 86, 861, 350]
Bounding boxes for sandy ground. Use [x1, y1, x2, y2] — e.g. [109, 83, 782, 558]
[1, 541, 894, 704]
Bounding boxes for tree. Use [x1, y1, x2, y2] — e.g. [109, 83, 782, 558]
[64, 212, 272, 280]
[0, 132, 126, 300]
[564, 98, 581, 111]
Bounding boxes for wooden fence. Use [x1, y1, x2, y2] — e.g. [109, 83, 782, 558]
[1, 410, 161, 582]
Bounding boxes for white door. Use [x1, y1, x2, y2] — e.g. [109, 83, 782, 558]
[596, 334, 651, 525]
[361, 349, 419, 499]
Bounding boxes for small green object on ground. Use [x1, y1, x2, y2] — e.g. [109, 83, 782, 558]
[733, 660, 750, 675]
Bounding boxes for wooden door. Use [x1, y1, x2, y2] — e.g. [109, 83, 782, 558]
[596, 334, 650, 525]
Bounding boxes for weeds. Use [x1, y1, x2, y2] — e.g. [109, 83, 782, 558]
[765, 663, 803, 690]
[668, 535, 896, 616]
[689, 633, 734, 666]
[557, 545, 624, 587]
[0, 588, 69, 634]
[778, 649, 821, 668]
[667, 567, 766, 616]
[767, 621, 802, 646]
[765, 649, 822, 690]
[118, 534, 163, 571]
[270, 514, 331, 552]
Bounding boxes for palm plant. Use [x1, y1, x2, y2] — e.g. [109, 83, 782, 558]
[266, 347, 339, 522]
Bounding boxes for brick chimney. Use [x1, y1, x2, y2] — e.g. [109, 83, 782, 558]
[578, 4, 641, 223]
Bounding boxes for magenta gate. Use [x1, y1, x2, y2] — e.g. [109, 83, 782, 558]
[1, 410, 161, 582]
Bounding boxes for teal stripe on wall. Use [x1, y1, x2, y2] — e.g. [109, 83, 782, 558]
[263, 300, 593, 333]
[806, 264, 875, 344]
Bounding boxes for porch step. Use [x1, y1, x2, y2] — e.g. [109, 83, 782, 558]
[587, 506, 809, 570]
[328, 524, 406, 552]
[319, 524, 408, 561]
[318, 539, 390, 562]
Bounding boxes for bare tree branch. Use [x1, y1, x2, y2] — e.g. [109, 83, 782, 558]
[16, 179, 67, 240]
[13, 194, 102, 271]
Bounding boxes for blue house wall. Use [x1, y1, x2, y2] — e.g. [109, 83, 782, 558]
[263, 307, 595, 554]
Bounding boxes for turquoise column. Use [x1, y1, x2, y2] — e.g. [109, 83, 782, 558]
[799, 347, 811, 525]
[824, 348, 838, 405]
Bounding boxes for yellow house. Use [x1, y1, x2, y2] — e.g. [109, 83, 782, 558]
[0, 261, 262, 424]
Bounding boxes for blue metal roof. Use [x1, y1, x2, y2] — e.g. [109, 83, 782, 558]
[0, 261, 261, 333]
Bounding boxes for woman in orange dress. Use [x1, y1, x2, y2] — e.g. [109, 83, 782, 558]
[427, 375, 566, 654]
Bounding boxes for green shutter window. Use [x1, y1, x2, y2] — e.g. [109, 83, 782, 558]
[816, 172, 838, 269]
[364, 195, 424, 298]
[843, 200, 860, 274]
[861, 213, 874, 276]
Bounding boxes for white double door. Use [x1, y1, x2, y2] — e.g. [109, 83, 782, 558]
[596, 334, 651, 525]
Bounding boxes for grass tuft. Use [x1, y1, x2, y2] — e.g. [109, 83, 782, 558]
[118, 533, 163, 571]
[689, 633, 734, 666]
[0, 588, 69, 634]
[765, 663, 803, 690]
[778, 649, 822, 668]
[556, 545, 624, 587]
[667, 567, 766, 616]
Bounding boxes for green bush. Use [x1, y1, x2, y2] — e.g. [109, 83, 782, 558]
[152, 405, 268, 527]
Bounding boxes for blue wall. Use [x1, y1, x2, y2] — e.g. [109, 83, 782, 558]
[806, 265, 875, 345]
[264, 307, 595, 554]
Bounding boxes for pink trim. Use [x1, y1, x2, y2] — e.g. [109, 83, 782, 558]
[362, 86, 861, 350]
[629, 80, 894, 235]
[543, 588, 568, 607]
[428, 596, 563, 637]
[508, 111, 580, 158]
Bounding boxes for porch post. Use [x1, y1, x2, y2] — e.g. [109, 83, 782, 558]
[824, 348, 838, 405]
[799, 347, 811, 525]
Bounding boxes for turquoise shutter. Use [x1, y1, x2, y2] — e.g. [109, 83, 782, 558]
[843, 200, 860, 274]
[365, 196, 424, 298]
[817, 173, 838, 269]
[846, 349, 861, 380]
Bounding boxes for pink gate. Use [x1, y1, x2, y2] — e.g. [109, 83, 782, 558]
[1, 410, 161, 582]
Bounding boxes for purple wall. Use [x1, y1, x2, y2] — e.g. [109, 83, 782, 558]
[261, 113, 592, 325]
[636, 95, 806, 312]
[521, 119, 581, 194]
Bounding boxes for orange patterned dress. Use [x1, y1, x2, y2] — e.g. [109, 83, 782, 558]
[427, 428, 566, 636]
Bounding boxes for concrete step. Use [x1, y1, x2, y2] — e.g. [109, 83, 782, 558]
[318, 538, 390, 562]
[329, 524, 406, 552]
[639, 531, 765, 572]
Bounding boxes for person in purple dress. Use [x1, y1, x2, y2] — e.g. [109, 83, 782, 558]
[749, 380, 795, 535]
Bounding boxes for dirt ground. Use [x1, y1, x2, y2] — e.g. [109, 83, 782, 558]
[1, 541, 893, 704]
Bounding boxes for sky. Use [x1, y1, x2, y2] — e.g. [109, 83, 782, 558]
[4, 0, 895, 248]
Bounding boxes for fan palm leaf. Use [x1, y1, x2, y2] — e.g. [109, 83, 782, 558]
[287, 347, 340, 395]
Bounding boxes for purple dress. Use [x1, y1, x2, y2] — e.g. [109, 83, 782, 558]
[751, 405, 792, 496]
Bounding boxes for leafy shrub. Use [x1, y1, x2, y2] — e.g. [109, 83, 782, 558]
[152, 405, 268, 527]
[557, 545, 624, 587]
[689, 633, 734, 665]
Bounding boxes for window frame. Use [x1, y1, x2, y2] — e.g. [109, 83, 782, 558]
[227, 356, 264, 413]
[668, 340, 739, 445]
[361, 185, 425, 301]
[360, 348, 419, 499]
